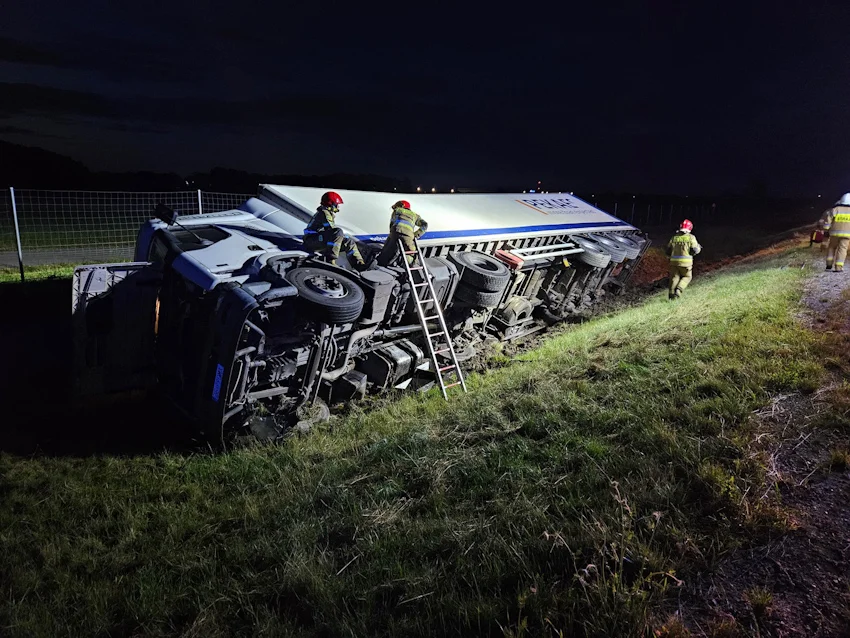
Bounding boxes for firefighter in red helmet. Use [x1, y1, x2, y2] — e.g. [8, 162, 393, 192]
[303, 191, 366, 269]
[377, 199, 428, 266]
[665, 219, 702, 300]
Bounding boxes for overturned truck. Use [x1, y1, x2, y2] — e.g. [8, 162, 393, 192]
[73, 186, 648, 443]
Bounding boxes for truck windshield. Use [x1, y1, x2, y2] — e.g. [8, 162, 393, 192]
[219, 225, 304, 249]
[171, 226, 231, 251]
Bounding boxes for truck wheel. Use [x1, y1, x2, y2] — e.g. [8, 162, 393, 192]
[448, 251, 510, 292]
[453, 282, 504, 308]
[587, 234, 627, 263]
[286, 266, 365, 324]
[607, 234, 642, 260]
[573, 237, 612, 268]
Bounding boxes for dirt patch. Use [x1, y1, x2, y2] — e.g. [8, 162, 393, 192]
[801, 262, 850, 326]
[665, 250, 850, 637]
[631, 246, 670, 286]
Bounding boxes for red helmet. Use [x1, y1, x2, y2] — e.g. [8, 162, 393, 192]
[680, 219, 693, 231]
[321, 191, 343, 207]
[393, 200, 411, 210]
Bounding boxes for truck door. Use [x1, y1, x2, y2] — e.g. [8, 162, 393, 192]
[71, 262, 162, 396]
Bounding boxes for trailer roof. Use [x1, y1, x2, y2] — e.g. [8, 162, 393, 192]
[259, 185, 635, 246]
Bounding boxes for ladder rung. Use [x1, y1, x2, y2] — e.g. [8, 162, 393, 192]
[423, 315, 440, 321]
[444, 382, 463, 389]
[414, 281, 428, 287]
[404, 251, 417, 255]
[428, 331, 445, 338]
[409, 266, 424, 271]
[434, 348, 450, 355]
[439, 364, 456, 372]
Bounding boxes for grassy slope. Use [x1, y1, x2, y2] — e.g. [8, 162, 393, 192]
[0, 264, 76, 283]
[0, 247, 823, 637]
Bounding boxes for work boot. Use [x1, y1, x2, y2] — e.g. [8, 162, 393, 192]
[836, 266, 844, 272]
[826, 265, 833, 271]
[674, 289, 682, 299]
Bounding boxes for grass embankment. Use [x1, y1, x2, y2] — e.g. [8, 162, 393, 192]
[0, 264, 76, 283]
[0, 248, 824, 636]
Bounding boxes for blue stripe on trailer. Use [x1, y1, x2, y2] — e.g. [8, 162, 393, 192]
[354, 220, 629, 242]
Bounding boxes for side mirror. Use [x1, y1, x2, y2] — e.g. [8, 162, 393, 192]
[154, 203, 179, 226]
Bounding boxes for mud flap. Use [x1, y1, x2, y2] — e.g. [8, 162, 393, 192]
[72, 262, 161, 396]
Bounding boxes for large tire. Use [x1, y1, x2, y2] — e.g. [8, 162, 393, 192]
[607, 234, 642, 260]
[573, 236, 611, 269]
[587, 234, 627, 263]
[453, 282, 505, 308]
[448, 251, 510, 292]
[286, 266, 365, 324]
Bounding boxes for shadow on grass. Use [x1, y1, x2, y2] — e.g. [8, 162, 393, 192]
[0, 278, 196, 457]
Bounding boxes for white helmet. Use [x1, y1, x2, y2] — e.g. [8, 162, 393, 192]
[836, 193, 850, 206]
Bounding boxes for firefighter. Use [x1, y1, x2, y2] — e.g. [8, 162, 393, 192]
[377, 200, 428, 266]
[666, 219, 702, 300]
[822, 194, 850, 271]
[303, 191, 366, 270]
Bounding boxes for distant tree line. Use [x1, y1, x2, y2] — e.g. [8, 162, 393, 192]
[0, 141, 824, 230]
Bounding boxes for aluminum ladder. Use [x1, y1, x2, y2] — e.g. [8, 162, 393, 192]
[398, 238, 467, 399]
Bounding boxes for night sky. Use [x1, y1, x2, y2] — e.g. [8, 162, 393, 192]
[2, 1, 849, 195]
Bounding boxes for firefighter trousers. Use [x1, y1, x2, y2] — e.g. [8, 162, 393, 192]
[377, 230, 417, 267]
[304, 229, 364, 266]
[826, 236, 850, 271]
[669, 263, 693, 297]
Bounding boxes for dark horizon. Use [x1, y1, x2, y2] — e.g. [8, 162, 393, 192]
[1, 140, 823, 207]
[3, 2, 850, 198]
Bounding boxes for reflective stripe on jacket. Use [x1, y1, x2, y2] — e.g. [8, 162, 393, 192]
[304, 205, 338, 235]
[824, 206, 850, 238]
[666, 230, 702, 265]
[390, 206, 428, 238]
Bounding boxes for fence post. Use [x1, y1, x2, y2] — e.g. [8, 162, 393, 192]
[9, 187, 25, 283]
[197, 189, 203, 215]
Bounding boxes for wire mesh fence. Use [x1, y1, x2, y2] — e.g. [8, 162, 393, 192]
[0, 187, 732, 276]
[0, 190, 254, 270]
[201, 191, 256, 215]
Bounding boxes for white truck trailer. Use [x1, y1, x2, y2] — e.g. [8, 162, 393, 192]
[72, 185, 647, 444]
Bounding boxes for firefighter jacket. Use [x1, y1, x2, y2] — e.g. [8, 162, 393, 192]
[304, 205, 339, 236]
[822, 205, 850, 238]
[666, 230, 702, 265]
[389, 206, 428, 238]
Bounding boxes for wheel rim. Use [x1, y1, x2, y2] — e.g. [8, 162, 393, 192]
[304, 274, 348, 298]
[590, 234, 621, 250]
[575, 237, 604, 254]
